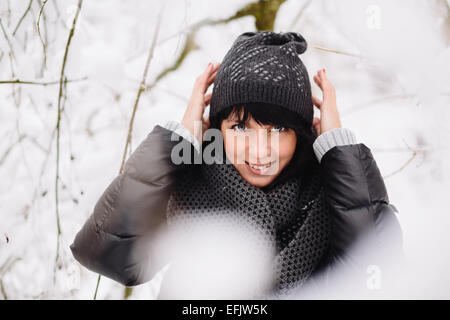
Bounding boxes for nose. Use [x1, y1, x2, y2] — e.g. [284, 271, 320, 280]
[248, 129, 272, 164]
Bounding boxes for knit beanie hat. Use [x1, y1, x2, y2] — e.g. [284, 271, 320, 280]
[210, 30, 314, 126]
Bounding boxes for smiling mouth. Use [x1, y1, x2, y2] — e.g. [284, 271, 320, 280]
[245, 161, 273, 170]
[245, 161, 275, 175]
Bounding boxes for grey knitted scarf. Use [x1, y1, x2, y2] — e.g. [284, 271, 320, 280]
[166, 160, 331, 297]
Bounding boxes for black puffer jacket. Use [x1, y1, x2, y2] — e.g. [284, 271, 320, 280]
[70, 124, 403, 297]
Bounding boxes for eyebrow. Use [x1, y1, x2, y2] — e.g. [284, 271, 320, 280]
[227, 117, 246, 124]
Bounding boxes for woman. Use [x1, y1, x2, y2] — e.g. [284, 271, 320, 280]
[70, 31, 403, 299]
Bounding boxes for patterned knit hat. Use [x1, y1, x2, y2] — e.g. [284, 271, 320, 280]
[210, 30, 314, 126]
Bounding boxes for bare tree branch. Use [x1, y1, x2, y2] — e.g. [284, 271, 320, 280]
[0, 18, 16, 62]
[341, 92, 450, 116]
[288, 0, 312, 30]
[53, 0, 83, 285]
[311, 44, 362, 58]
[118, 6, 164, 174]
[12, 0, 33, 36]
[341, 94, 418, 116]
[144, 0, 288, 93]
[91, 0, 166, 302]
[0, 17, 22, 107]
[0, 256, 21, 300]
[383, 138, 421, 179]
[36, 0, 49, 75]
[0, 134, 26, 166]
[0, 77, 87, 86]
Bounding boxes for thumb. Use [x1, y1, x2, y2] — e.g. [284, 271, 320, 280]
[203, 114, 210, 129]
[312, 116, 321, 136]
[204, 92, 212, 106]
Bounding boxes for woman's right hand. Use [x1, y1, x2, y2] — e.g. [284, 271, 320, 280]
[181, 61, 221, 145]
[312, 68, 342, 136]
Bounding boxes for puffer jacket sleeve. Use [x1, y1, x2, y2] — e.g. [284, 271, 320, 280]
[312, 128, 404, 279]
[70, 123, 198, 287]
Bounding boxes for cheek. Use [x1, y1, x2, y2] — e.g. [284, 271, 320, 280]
[222, 129, 247, 162]
[277, 135, 297, 162]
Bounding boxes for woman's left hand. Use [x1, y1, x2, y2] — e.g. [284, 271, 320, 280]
[312, 68, 342, 136]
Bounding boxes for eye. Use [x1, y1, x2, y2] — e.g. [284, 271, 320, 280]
[271, 126, 286, 132]
[231, 123, 247, 132]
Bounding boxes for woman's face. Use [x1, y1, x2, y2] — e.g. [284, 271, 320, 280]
[220, 109, 297, 188]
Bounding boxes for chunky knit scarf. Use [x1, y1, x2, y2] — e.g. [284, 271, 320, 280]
[166, 159, 331, 297]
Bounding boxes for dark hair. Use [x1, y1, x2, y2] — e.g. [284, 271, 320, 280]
[208, 102, 319, 190]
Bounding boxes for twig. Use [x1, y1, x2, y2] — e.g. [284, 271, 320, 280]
[118, 7, 164, 173]
[0, 256, 21, 300]
[51, 0, 66, 30]
[143, 0, 288, 92]
[122, 9, 163, 299]
[53, 0, 83, 285]
[0, 18, 16, 62]
[36, 0, 49, 74]
[0, 77, 87, 86]
[27, 127, 57, 219]
[0, 18, 21, 107]
[0, 134, 26, 166]
[0, 18, 17, 92]
[155, 84, 189, 103]
[92, 1, 166, 302]
[0, 280, 7, 300]
[141, 18, 221, 92]
[0, 257, 13, 275]
[288, 0, 312, 31]
[342, 92, 450, 116]
[341, 94, 418, 116]
[311, 44, 362, 58]
[85, 108, 100, 137]
[16, 119, 36, 196]
[5, 0, 12, 27]
[372, 146, 444, 154]
[383, 138, 420, 179]
[12, 0, 33, 36]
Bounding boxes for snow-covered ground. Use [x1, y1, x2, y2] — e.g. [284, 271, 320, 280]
[0, 0, 449, 299]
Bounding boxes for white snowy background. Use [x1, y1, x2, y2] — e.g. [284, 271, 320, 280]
[0, 0, 449, 299]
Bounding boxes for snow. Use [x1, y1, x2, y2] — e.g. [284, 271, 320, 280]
[0, 0, 449, 299]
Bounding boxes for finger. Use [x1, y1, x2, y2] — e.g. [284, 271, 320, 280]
[204, 92, 212, 105]
[207, 62, 220, 78]
[320, 68, 327, 80]
[313, 74, 323, 91]
[203, 62, 214, 77]
[312, 116, 320, 126]
[312, 117, 321, 136]
[312, 94, 322, 109]
[207, 62, 221, 84]
[318, 68, 324, 80]
[318, 69, 333, 90]
[202, 115, 211, 139]
[319, 71, 336, 102]
[313, 123, 321, 136]
[318, 69, 330, 92]
[212, 61, 221, 71]
[207, 70, 218, 86]
[195, 63, 214, 91]
[203, 114, 210, 128]
[190, 63, 214, 107]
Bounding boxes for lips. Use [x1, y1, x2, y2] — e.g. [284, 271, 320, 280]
[245, 161, 274, 175]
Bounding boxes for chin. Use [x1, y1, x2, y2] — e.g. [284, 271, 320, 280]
[246, 178, 275, 188]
